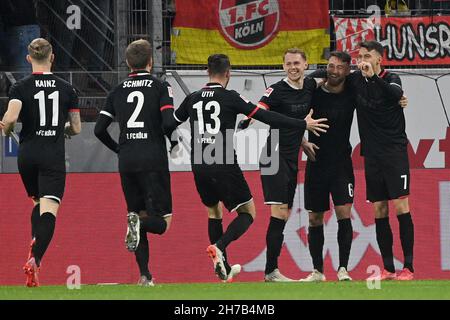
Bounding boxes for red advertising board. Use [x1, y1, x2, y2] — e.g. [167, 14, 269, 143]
[1, 169, 449, 286]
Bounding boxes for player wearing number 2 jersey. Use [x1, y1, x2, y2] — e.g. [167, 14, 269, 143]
[167, 54, 328, 282]
[0, 38, 81, 287]
[95, 40, 175, 286]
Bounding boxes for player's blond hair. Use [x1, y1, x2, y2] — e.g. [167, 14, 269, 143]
[28, 38, 53, 62]
[283, 48, 307, 62]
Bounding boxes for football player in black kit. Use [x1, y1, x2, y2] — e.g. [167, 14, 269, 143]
[239, 48, 318, 282]
[168, 54, 328, 282]
[0, 38, 81, 287]
[311, 41, 414, 281]
[95, 39, 176, 286]
[356, 41, 414, 281]
[299, 51, 355, 282]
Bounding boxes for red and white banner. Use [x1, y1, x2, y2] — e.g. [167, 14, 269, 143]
[333, 16, 450, 66]
[1, 170, 449, 285]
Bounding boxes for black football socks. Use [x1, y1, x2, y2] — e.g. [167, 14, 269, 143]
[215, 213, 254, 252]
[397, 212, 414, 272]
[32, 212, 56, 266]
[135, 229, 151, 279]
[265, 216, 286, 274]
[31, 204, 40, 239]
[375, 217, 395, 273]
[337, 218, 353, 270]
[140, 215, 167, 235]
[308, 225, 324, 273]
[208, 218, 230, 273]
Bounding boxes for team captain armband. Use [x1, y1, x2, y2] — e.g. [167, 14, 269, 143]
[69, 109, 80, 113]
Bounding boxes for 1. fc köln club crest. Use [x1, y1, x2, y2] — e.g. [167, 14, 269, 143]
[219, 0, 280, 50]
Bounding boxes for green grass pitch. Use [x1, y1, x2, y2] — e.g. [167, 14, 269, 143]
[1, 281, 450, 300]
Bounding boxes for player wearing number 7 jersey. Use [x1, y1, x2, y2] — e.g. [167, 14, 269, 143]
[166, 54, 329, 282]
[0, 38, 81, 287]
[94, 39, 175, 286]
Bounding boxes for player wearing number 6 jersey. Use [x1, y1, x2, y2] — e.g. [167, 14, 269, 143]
[0, 38, 81, 287]
[166, 54, 328, 282]
[300, 51, 355, 282]
[94, 39, 175, 286]
[311, 41, 414, 281]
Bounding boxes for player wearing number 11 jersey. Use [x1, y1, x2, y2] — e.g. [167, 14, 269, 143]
[95, 40, 175, 286]
[0, 38, 81, 287]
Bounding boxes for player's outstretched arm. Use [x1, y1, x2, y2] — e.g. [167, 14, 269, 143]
[1, 99, 22, 136]
[304, 109, 329, 137]
[236, 103, 266, 131]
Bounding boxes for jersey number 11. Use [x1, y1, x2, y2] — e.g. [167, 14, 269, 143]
[34, 90, 59, 127]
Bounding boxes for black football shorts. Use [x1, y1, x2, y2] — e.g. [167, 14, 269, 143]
[364, 152, 410, 202]
[120, 170, 172, 217]
[304, 158, 355, 212]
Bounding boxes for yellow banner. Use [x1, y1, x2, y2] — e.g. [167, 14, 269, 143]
[172, 28, 330, 65]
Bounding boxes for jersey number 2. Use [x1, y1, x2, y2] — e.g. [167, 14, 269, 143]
[127, 91, 145, 128]
[34, 91, 59, 127]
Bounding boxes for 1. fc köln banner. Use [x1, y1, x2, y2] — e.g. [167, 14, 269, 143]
[334, 15, 450, 66]
[171, 0, 330, 65]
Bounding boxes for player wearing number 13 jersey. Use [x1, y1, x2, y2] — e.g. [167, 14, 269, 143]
[0, 38, 81, 287]
[95, 40, 175, 286]
[168, 54, 328, 282]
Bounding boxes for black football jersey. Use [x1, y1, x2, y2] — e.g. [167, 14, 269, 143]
[8, 72, 79, 157]
[100, 71, 174, 172]
[309, 86, 355, 164]
[174, 83, 306, 169]
[347, 70, 407, 157]
[259, 77, 316, 158]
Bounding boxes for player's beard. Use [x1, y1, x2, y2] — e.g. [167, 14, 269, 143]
[327, 73, 345, 87]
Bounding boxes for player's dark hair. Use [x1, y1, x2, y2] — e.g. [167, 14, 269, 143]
[359, 40, 384, 56]
[207, 54, 231, 76]
[28, 38, 52, 62]
[126, 39, 152, 70]
[283, 48, 307, 62]
[329, 51, 351, 65]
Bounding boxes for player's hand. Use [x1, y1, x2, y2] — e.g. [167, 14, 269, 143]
[301, 141, 319, 162]
[399, 95, 408, 108]
[316, 79, 327, 88]
[304, 109, 328, 137]
[236, 117, 254, 131]
[0, 120, 4, 132]
[169, 136, 182, 159]
[358, 61, 374, 78]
